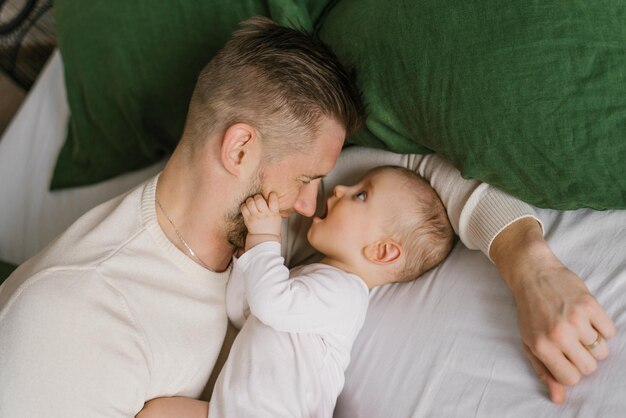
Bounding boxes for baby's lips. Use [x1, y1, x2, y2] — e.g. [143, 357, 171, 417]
[319, 200, 330, 219]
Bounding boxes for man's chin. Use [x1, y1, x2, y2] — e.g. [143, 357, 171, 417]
[227, 228, 247, 249]
[224, 215, 247, 249]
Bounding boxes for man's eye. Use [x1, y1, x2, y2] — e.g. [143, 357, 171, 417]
[356, 191, 367, 201]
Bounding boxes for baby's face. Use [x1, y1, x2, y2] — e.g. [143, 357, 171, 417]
[307, 170, 405, 260]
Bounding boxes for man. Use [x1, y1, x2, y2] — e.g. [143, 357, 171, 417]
[0, 17, 615, 417]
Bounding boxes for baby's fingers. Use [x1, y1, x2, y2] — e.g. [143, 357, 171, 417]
[268, 192, 279, 214]
[240, 202, 251, 219]
[253, 195, 269, 212]
[244, 197, 260, 215]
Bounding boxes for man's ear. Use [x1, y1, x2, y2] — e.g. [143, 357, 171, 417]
[363, 240, 402, 265]
[220, 123, 260, 177]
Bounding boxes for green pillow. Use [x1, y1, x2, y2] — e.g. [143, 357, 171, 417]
[52, 0, 331, 189]
[0, 260, 17, 286]
[320, 0, 626, 210]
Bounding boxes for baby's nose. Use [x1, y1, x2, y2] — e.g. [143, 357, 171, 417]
[333, 184, 346, 197]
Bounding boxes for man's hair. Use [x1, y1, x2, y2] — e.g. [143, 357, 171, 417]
[374, 166, 454, 283]
[182, 16, 365, 160]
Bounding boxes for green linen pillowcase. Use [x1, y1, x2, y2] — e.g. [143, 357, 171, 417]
[320, 0, 626, 209]
[52, 0, 330, 189]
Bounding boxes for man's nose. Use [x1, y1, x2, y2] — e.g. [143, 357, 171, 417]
[293, 182, 319, 217]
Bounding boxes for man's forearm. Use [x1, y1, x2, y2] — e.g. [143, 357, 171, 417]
[489, 216, 549, 292]
[313, 147, 541, 259]
[487, 215, 616, 404]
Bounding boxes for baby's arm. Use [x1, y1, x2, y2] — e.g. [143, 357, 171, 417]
[240, 193, 282, 251]
[238, 242, 368, 334]
[312, 147, 615, 404]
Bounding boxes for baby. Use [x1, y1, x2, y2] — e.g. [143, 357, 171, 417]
[208, 165, 454, 417]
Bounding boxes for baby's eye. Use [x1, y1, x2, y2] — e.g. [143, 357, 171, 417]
[356, 191, 367, 201]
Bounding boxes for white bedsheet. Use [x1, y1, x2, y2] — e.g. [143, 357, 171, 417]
[337, 207, 626, 417]
[1, 52, 624, 417]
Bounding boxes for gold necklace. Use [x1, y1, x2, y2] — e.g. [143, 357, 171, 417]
[155, 196, 210, 270]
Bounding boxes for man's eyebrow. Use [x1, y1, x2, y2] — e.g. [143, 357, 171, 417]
[303, 174, 325, 180]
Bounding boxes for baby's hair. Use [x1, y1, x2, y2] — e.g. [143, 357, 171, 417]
[371, 166, 454, 283]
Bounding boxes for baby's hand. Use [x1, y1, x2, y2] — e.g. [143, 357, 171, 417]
[240, 193, 281, 244]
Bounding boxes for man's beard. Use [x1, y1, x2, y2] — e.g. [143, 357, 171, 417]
[223, 172, 264, 249]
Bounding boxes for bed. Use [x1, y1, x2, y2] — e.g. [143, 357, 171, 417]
[1, 52, 625, 417]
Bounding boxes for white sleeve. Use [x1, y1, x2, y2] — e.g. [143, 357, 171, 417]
[239, 242, 367, 334]
[226, 256, 250, 330]
[282, 146, 541, 264]
[0, 270, 150, 418]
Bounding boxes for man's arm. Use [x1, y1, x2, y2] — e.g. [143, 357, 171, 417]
[136, 397, 208, 418]
[490, 217, 616, 403]
[0, 270, 150, 417]
[281, 146, 616, 403]
[284, 146, 538, 262]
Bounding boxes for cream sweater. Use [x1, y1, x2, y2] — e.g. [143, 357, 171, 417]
[0, 176, 229, 417]
[0, 147, 538, 417]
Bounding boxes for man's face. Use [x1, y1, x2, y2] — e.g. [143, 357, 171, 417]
[225, 117, 345, 248]
[261, 117, 345, 218]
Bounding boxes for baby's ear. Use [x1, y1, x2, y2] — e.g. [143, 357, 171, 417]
[363, 240, 402, 265]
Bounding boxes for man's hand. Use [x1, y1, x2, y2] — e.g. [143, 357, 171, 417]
[136, 397, 208, 418]
[489, 217, 616, 404]
[241, 193, 282, 251]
